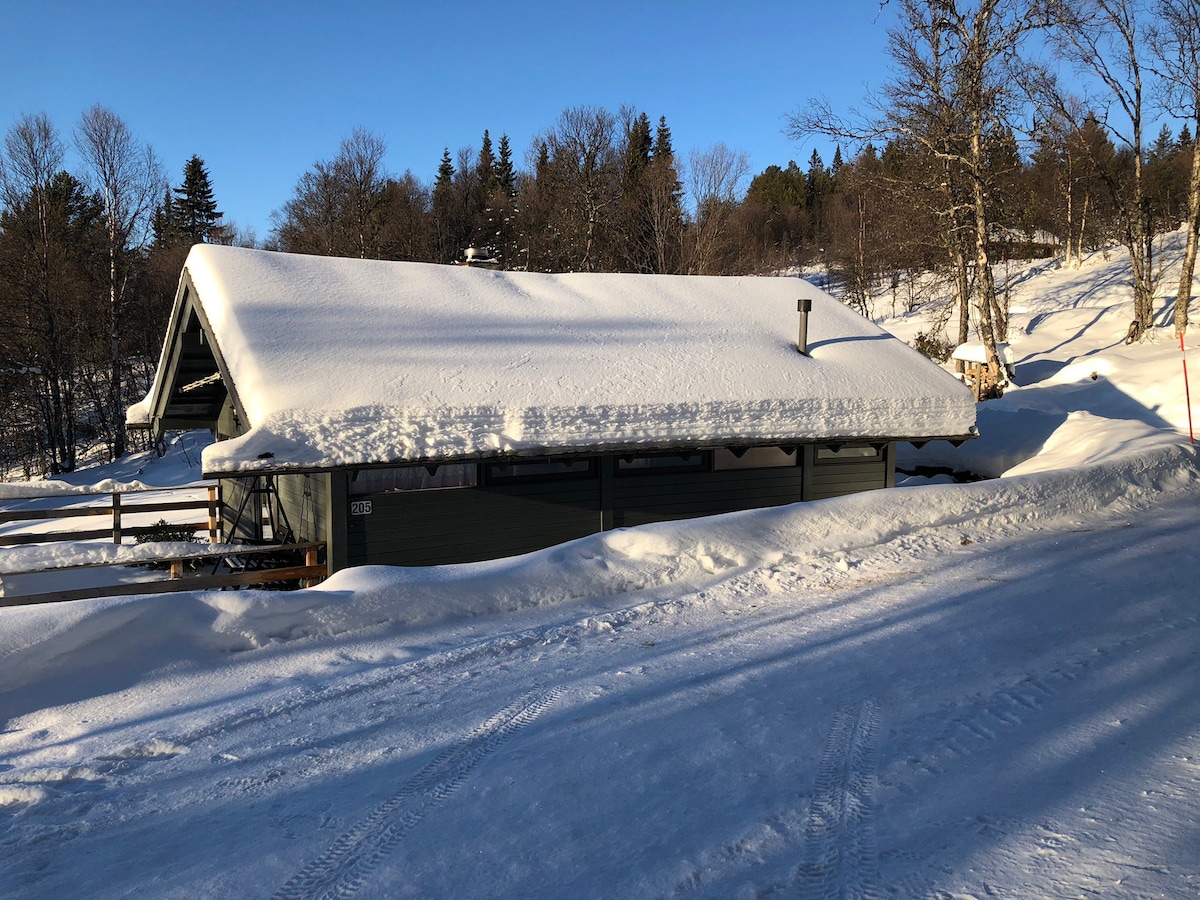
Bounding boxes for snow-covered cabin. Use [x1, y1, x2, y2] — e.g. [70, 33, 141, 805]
[131, 245, 977, 570]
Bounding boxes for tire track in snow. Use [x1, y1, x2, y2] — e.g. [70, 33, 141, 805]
[798, 700, 881, 900]
[890, 613, 1199, 783]
[271, 687, 561, 900]
[169, 586, 814, 752]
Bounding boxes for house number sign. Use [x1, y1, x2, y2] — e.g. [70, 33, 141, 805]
[350, 500, 373, 516]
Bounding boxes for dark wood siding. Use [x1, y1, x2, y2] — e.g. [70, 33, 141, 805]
[346, 477, 601, 567]
[802, 444, 893, 501]
[221, 443, 899, 571]
[612, 466, 805, 528]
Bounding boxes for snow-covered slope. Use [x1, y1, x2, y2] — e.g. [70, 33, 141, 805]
[2, 237, 1199, 898]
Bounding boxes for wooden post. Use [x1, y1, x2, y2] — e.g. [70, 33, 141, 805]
[112, 492, 122, 544]
[170, 559, 184, 580]
[303, 544, 321, 587]
[208, 485, 220, 543]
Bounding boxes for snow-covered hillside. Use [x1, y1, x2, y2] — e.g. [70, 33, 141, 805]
[2, 235, 1199, 898]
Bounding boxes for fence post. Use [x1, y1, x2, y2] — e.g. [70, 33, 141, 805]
[208, 485, 220, 543]
[112, 492, 122, 544]
[303, 544, 324, 588]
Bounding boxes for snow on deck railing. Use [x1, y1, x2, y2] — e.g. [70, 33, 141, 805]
[0, 486, 221, 546]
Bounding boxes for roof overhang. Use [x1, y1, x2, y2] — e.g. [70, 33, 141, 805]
[201, 430, 980, 480]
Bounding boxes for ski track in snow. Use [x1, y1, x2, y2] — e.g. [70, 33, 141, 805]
[271, 687, 562, 900]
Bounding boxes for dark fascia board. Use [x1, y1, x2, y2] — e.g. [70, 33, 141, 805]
[202, 432, 979, 480]
[149, 268, 249, 441]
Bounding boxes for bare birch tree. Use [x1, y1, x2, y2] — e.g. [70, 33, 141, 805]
[74, 104, 164, 459]
[1152, 0, 1200, 334]
[790, 0, 1041, 395]
[1045, 0, 1160, 341]
[0, 114, 76, 472]
[687, 142, 750, 275]
[537, 106, 620, 272]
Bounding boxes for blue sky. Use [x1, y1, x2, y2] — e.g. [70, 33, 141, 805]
[1, 1, 898, 238]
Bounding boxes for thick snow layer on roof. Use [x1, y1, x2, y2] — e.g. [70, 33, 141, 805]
[178, 246, 975, 473]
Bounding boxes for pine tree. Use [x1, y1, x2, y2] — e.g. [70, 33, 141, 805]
[615, 112, 654, 271]
[496, 133, 516, 198]
[653, 116, 674, 160]
[1151, 125, 1176, 162]
[476, 130, 496, 195]
[806, 150, 832, 245]
[624, 112, 653, 184]
[173, 155, 221, 244]
[151, 185, 180, 248]
[649, 116, 684, 273]
[435, 148, 455, 190]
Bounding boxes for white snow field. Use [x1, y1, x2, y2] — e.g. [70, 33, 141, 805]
[3, 235, 1200, 898]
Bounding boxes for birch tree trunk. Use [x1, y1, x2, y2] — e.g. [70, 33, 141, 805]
[1176, 136, 1200, 334]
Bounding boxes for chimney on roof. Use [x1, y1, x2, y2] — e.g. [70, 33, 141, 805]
[797, 298, 812, 355]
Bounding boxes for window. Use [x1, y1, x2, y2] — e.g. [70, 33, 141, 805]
[713, 446, 798, 470]
[815, 444, 884, 462]
[349, 463, 478, 495]
[485, 458, 596, 482]
[616, 451, 707, 474]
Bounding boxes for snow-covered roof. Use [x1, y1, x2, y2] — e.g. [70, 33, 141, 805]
[149, 245, 976, 475]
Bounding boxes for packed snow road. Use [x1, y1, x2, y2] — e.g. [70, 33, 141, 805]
[3, 473, 1198, 898]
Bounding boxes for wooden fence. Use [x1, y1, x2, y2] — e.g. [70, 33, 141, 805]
[0, 485, 221, 546]
[0, 485, 327, 605]
[0, 542, 326, 607]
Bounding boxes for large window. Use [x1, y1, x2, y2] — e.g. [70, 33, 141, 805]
[350, 463, 478, 495]
[484, 458, 596, 483]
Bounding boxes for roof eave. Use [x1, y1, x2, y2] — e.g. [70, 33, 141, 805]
[200, 431, 980, 480]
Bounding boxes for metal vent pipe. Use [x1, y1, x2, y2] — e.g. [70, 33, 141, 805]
[797, 298, 812, 355]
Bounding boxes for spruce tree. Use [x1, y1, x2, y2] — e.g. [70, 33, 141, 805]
[151, 186, 180, 248]
[435, 148, 455, 190]
[173, 155, 221, 244]
[653, 116, 674, 160]
[495, 134, 516, 198]
[625, 112, 653, 182]
[649, 116, 684, 274]
[476, 130, 496, 195]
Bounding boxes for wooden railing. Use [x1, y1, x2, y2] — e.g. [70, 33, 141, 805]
[0, 485, 327, 605]
[0, 541, 327, 607]
[0, 485, 221, 546]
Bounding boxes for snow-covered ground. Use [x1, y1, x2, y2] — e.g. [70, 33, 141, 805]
[2, 236, 1199, 898]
